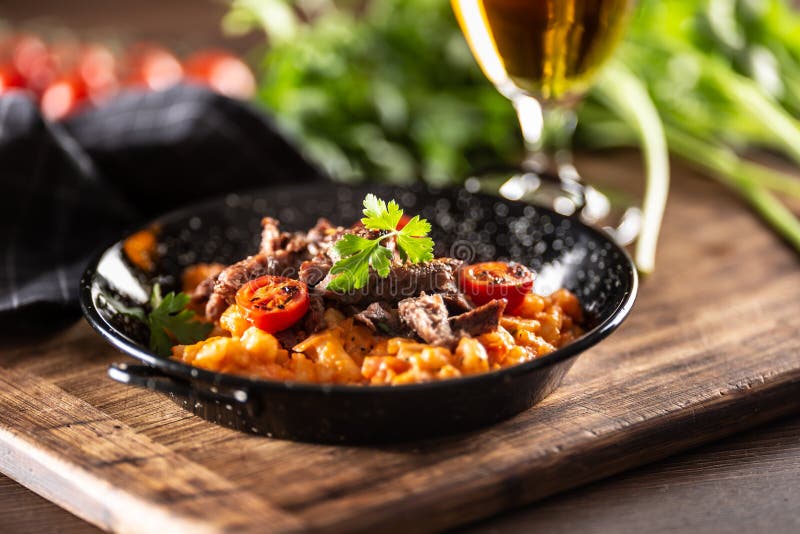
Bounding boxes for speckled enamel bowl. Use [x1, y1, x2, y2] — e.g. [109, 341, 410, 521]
[80, 183, 637, 443]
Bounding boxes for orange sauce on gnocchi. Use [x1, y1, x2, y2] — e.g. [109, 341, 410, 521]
[173, 290, 583, 385]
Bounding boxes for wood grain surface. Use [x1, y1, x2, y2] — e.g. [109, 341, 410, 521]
[464, 413, 800, 533]
[1, 154, 800, 533]
[3, 414, 800, 534]
[0, 474, 100, 534]
[0, 369, 304, 533]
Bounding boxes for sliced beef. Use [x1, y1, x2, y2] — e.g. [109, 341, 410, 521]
[274, 328, 306, 351]
[398, 293, 457, 348]
[320, 258, 463, 306]
[189, 275, 218, 313]
[354, 301, 408, 337]
[201, 217, 466, 328]
[304, 218, 339, 256]
[261, 217, 323, 255]
[299, 223, 383, 288]
[203, 218, 344, 320]
[386, 259, 462, 300]
[299, 257, 332, 287]
[441, 291, 474, 315]
[450, 299, 506, 337]
[260, 217, 285, 256]
[304, 293, 326, 334]
[259, 218, 313, 278]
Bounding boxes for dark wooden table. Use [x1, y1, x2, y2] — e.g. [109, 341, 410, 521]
[2, 413, 798, 533]
[3, 1, 800, 532]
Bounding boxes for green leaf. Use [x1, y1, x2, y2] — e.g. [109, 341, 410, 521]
[149, 283, 164, 309]
[328, 242, 392, 290]
[102, 293, 146, 321]
[369, 244, 393, 277]
[152, 292, 190, 315]
[332, 233, 374, 258]
[329, 241, 378, 291]
[361, 193, 402, 231]
[147, 289, 213, 357]
[325, 272, 356, 293]
[148, 318, 174, 358]
[396, 234, 434, 263]
[102, 284, 211, 356]
[398, 215, 431, 237]
[328, 194, 435, 292]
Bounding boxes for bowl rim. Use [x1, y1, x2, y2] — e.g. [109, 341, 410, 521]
[80, 184, 638, 395]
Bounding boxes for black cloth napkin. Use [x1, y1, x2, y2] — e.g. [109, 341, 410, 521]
[1, 84, 325, 333]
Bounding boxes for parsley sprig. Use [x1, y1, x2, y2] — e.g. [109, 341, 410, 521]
[147, 285, 213, 357]
[105, 284, 212, 357]
[328, 194, 434, 292]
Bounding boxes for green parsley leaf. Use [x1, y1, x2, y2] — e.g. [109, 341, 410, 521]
[396, 234, 434, 263]
[329, 236, 394, 291]
[398, 215, 431, 237]
[362, 193, 403, 231]
[148, 290, 213, 357]
[328, 194, 435, 292]
[332, 234, 375, 258]
[328, 242, 377, 291]
[149, 283, 164, 309]
[148, 318, 174, 358]
[103, 284, 213, 357]
[369, 243, 393, 278]
[102, 292, 147, 321]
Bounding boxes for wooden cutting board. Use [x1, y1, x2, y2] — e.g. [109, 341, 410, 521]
[2, 154, 799, 533]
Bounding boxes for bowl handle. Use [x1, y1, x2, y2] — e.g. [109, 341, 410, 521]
[107, 363, 258, 415]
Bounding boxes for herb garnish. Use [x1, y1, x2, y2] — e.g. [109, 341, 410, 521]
[327, 194, 434, 292]
[105, 284, 212, 357]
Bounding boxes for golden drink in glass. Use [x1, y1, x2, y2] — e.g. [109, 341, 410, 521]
[452, 0, 635, 221]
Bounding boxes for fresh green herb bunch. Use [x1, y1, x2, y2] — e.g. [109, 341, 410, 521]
[328, 194, 434, 292]
[224, 0, 521, 185]
[582, 0, 800, 257]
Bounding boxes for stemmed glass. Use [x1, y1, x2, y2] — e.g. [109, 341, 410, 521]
[451, 0, 637, 238]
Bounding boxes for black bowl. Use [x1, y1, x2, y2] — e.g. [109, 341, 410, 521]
[80, 183, 637, 443]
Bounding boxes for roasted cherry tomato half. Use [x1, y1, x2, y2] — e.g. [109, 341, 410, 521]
[235, 276, 309, 334]
[459, 261, 535, 313]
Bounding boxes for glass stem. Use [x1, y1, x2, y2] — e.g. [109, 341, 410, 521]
[511, 94, 583, 205]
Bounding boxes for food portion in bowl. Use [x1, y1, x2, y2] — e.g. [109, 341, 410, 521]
[123, 195, 585, 385]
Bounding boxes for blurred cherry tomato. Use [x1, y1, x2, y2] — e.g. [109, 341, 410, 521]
[41, 76, 87, 120]
[11, 34, 58, 94]
[49, 39, 82, 74]
[1, 31, 257, 117]
[78, 44, 119, 104]
[0, 64, 25, 93]
[183, 50, 255, 99]
[125, 44, 183, 91]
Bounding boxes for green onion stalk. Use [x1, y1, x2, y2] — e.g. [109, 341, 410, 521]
[592, 60, 669, 274]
